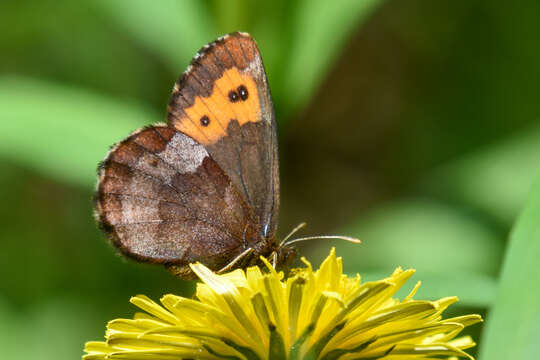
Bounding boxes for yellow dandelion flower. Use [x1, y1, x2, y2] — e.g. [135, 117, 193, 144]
[83, 248, 481, 360]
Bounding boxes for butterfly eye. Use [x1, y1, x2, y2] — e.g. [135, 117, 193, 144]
[200, 115, 210, 126]
[237, 85, 248, 101]
[228, 90, 240, 102]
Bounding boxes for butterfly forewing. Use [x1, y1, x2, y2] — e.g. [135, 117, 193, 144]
[167, 32, 279, 240]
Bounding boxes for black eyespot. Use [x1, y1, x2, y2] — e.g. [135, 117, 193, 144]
[238, 85, 248, 101]
[228, 90, 240, 102]
[200, 115, 210, 126]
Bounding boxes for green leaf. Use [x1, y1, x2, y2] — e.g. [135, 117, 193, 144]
[280, 0, 384, 114]
[93, 0, 216, 71]
[211, 0, 251, 34]
[0, 296, 104, 360]
[479, 173, 540, 359]
[338, 199, 503, 275]
[359, 271, 496, 307]
[0, 76, 160, 187]
[425, 125, 540, 224]
[309, 199, 503, 307]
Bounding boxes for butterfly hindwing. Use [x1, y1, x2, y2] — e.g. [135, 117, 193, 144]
[95, 125, 259, 272]
[167, 32, 280, 240]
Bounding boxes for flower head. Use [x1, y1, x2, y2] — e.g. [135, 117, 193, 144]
[83, 249, 481, 359]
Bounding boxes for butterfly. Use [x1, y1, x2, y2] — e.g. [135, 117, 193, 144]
[94, 32, 294, 279]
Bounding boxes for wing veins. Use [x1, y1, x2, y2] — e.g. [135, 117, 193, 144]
[150, 127, 246, 228]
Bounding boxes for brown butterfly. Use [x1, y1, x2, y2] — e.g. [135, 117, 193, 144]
[94, 32, 294, 279]
[95, 32, 358, 279]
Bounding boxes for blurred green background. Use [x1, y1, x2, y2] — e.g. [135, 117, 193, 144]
[2, 1, 540, 359]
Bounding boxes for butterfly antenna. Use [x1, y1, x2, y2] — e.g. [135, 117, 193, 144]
[280, 222, 307, 245]
[281, 235, 361, 248]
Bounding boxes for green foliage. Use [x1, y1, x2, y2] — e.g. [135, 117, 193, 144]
[0, 298, 102, 359]
[0, 76, 157, 187]
[1, 1, 540, 359]
[479, 174, 540, 359]
[342, 199, 503, 276]
[310, 199, 501, 307]
[425, 127, 540, 224]
[280, 0, 381, 113]
[93, 0, 216, 71]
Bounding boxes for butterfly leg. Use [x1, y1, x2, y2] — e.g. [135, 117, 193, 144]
[271, 251, 278, 268]
[217, 247, 254, 274]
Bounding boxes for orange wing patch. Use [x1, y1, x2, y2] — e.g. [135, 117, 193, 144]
[171, 67, 261, 145]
